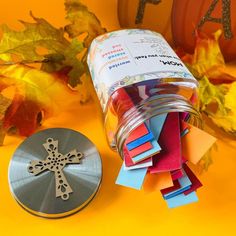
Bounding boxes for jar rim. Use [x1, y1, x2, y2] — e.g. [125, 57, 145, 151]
[114, 93, 201, 158]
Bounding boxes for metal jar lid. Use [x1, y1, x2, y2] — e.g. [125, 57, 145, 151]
[8, 128, 102, 218]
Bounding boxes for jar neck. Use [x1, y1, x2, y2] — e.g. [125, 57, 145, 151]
[115, 94, 202, 159]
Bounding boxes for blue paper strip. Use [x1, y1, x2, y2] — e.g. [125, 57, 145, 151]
[150, 113, 167, 140]
[166, 191, 199, 208]
[115, 163, 147, 190]
[126, 131, 154, 150]
[163, 170, 192, 200]
[132, 139, 161, 163]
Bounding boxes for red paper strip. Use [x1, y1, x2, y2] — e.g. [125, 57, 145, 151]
[111, 88, 134, 117]
[113, 89, 150, 144]
[171, 169, 184, 180]
[124, 145, 152, 167]
[149, 112, 182, 173]
[160, 179, 181, 195]
[126, 124, 149, 143]
[183, 163, 203, 195]
[112, 87, 142, 119]
[128, 142, 153, 158]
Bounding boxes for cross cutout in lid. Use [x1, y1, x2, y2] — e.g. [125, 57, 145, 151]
[28, 138, 83, 201]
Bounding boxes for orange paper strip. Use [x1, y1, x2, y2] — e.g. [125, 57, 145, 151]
[181, 124, 217, 164]
[143, 172, 173, 192]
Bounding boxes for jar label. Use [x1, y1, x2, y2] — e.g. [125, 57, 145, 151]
[87, 29, 196, 111]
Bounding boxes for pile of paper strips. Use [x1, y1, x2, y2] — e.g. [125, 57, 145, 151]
[116, 108, 216, 208]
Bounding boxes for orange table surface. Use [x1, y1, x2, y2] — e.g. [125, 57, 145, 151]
[1, 0, 236, 235]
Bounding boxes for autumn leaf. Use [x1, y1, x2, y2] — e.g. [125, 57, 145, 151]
[0, 0, 106, 144]
[0, 12, 86, 88]
[181, 30, 224, 75]
[198, 76, 227, 113]
[176, 29, 236, 170]
[0, 64, 78, 144]
[198, 76, 236, 134]
[198, 76, 235, 131]
[179, 30, 236, 135]
[209, 81, 236, 133]
[0, 93, 11, 144]
[64, 0, 106, 47]
[180, 30, 236, 84]
[0, 0, 106, 101]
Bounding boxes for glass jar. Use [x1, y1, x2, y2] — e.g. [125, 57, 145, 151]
[87, 29, 201, 158]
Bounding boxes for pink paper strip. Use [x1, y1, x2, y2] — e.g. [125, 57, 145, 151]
[149, 112, 182, 173]
[171, 169, 184, 180]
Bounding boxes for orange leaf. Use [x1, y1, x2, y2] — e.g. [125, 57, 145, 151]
[178, 30, 236, 135]
[0, 64, 79, 143]
[180, 30, 236, 84]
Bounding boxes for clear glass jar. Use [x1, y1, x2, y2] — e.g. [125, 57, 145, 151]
[87, 29, 201, 158]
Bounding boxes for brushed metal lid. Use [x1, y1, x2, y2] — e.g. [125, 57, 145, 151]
[8, 128, 102, 218]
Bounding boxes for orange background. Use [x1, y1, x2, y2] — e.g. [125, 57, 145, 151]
[0, 0, 236, 235]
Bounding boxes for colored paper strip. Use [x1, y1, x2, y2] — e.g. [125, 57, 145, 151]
[160, 179, 181, 195]
[127, 131, 154, 150]
[171, 169, 184, 180]
[183, 163, 203, 195]
[143, 172, 174, 191]
[115, 163, 148, 190]
[150, 113, 167, 140]
[181, 123, 217, 164]
[163, 170, 192, 200]
[132, 139, 161, 163]
[127, 123, 149, 143]
[149, 112, 182, 173]
[166, 191, 198, 208]
[124, 146, 152, 167]
[129, 142, 153, 158]
[124, 158, 153, 170]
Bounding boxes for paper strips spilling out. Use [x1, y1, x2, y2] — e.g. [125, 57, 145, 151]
[116, 108, 216, 208]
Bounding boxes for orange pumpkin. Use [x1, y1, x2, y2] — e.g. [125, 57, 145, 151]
[118, 0, 173, 45]
[172, 0, 236, 61]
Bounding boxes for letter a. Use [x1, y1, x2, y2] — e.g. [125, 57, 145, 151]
[196, 0, 233, 39]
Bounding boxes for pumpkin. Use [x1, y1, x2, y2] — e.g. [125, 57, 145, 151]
[172, 0, 236, 61]
[118, 0, 173, 45]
